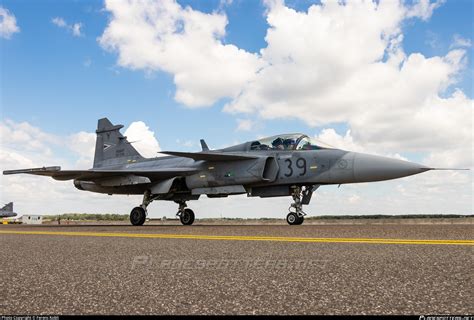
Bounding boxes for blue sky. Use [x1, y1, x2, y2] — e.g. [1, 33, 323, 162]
[2, 0, 278, 149]
[0, 0, 472, 216]
[2, 0, 471, 148]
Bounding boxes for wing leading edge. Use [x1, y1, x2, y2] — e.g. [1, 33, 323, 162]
[3, 166, 199, 181]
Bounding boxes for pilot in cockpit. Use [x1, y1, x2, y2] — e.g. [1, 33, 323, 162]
[272, 138, 285, 150]
[283, 138, 296, 150]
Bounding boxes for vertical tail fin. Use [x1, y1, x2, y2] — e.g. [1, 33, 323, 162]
[93, 118, 144, 168]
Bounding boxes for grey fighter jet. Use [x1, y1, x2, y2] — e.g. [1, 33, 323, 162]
[0, 202, 17, 218]
[2, 118, 453, 225]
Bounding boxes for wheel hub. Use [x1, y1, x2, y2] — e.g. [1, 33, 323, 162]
[182, 212, 190, 224]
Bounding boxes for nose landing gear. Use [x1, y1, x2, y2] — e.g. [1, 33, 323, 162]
[286, 212, 304, 225]
[286, 186, 315, 225]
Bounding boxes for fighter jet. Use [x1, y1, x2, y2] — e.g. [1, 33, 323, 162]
[0, 202, 17, 218]
[2, 118, 458, 226]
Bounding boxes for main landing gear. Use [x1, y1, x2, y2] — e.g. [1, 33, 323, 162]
[130, 206, 147, 226]
[129, 191, 196, 226]
[286, 186, 314, 226]
[130, 190, 153, 226]
[176, 201, 195, 226]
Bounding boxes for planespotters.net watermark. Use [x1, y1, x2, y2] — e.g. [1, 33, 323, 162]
[131, 255, 328, 271]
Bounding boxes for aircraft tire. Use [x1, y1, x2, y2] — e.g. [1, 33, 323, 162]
[130, 207, 146, 226]
[286, 212, 299, 225]
[296, 215, 304, 225]
[180, 208, 195, 225]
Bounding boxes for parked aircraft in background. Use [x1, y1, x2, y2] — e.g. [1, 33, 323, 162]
[0, 202, 17, 218]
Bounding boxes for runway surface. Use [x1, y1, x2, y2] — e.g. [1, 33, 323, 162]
[1, 224, 472, 315]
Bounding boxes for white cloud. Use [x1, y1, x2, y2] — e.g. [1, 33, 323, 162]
[124, 121, 162, 158]
[68, 131, 96, 168]
[71, 23, 82, 37]
[51, 17, 66, 28]
[405, 0, 445, 21]
[235, 119, 256, 132]
[450, 34, 472, 49]
[51, 17, 83, 37]
[0, 119, 59, 156]
[0, 6, 20, 39]
[175, 139, 196, 149]
[315, 129, 364, 153]
[98, 0, 263, 107]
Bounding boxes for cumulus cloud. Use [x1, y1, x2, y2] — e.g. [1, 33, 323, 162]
[124, 121, 162, 158]
[235, 119, 256, 132]
[98, 0, 263, 107]
[51, 17, 83, 37]
[0, 119, 59, 156]
[0, 6, 20, 39]
[405, 0, 445, 21]
[450, 34, 472, 49]
[68, 131, 96, 168]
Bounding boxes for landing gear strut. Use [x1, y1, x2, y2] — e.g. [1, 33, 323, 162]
[176, 201, 195, 225]
[286, 186, 314, 225]
[129, 191, 197, 226]
[130, 190, 153, 226]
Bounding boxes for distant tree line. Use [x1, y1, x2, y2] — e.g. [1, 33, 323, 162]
[42, 213, 471, 221]
[44, 213, 129, 221]
[306, 214, 472, 220]
[202, 215, 472, 220]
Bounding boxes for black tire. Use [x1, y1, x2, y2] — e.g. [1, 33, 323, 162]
[296, 215, 304, 225]
[130, 207, 146, 226]
[180, 208, 195, 225]
[286, 212, 298, 225]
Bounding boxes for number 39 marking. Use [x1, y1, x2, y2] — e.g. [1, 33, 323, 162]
[284, 158, 306, 177]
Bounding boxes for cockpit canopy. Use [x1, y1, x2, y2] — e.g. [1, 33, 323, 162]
[249, 134, 332, 151]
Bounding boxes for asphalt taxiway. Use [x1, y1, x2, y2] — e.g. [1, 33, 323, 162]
[0, 223, 472, 315]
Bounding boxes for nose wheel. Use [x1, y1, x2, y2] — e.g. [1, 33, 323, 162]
[286, 212, 304, 225]
[286, 186, 312, 225]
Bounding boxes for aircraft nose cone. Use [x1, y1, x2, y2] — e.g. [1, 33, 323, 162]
[353, 153, 431, 183]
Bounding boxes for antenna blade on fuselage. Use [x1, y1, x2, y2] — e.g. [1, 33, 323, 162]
[200, 139, 210, 151]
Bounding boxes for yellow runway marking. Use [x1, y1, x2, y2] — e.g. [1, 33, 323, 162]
[0, 230, 473, 246]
